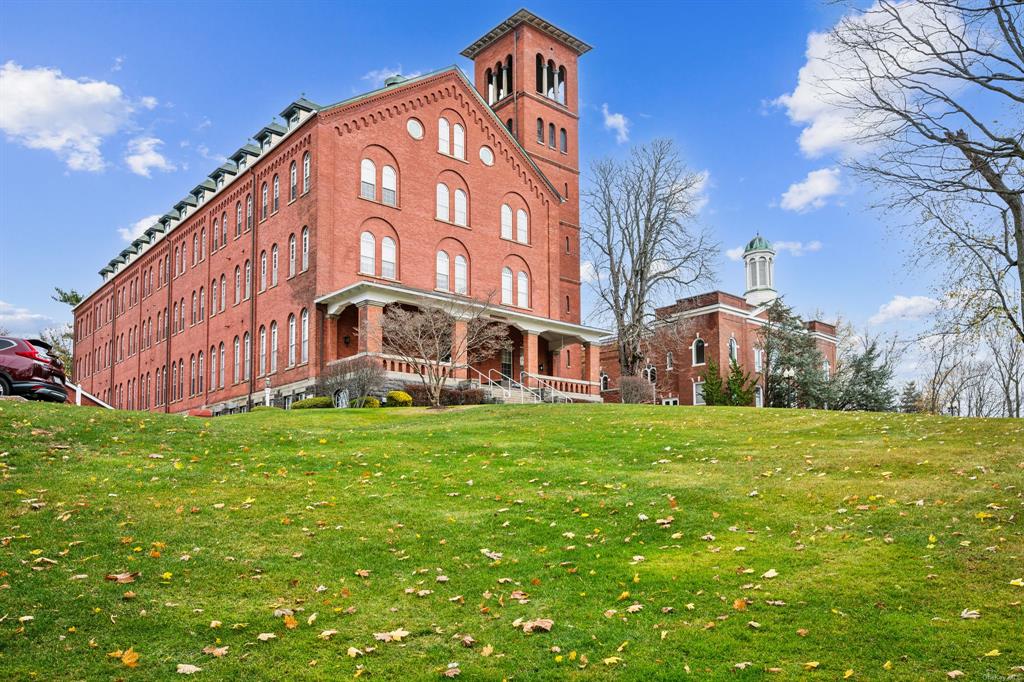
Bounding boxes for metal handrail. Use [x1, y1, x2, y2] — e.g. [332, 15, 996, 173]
[521, 371, 574, 403]
[488, 368, 542, 403]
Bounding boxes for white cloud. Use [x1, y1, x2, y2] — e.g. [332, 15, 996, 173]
[0, 61, 133, 171]
[139, 96, 158, 110]
[580, 260, 600, 284]
[361, 65, 421, 89]
[726, 240, 823, 261]
[0, 300, 56, 336]
[601, 103, 630, 144]
[124, 136, 175, 177]
[869, 295, 939, 325]
[684, 170, 711, 214]
[773, 2, 964, 158]
[118, 213, 162, 242]
[780, 168, 841, 212]
[112, 55, 125, 72]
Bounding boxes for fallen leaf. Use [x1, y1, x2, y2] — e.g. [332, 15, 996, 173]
[176, 664, 202, 675]
[761, 568, 779, 579]
[105, 571, 139, 584]
[256, 633, 276, 642]
[202, 645, 228, 657]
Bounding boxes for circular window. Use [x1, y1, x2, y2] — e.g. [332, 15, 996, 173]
[479, 145, 494, 166]
[406, 118, 424, 140]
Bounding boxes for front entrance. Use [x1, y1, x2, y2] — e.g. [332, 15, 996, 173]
[500, 348, 513, 379]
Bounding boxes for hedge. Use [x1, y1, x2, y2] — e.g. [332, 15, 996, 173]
[291, 396, 335, 409]
[403, 384, 486, 407]
[350, 396, 381, 408]
[384, 390, 413, 407]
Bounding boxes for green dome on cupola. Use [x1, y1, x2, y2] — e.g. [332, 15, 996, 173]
[744, 234, 772, 253]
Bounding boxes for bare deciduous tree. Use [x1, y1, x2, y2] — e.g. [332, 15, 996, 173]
[379, 299, 509, 408]
[985, 319, 1023, 417]
[583, 138, 718, 378]
[811, 0, 1023, 343]
[315, 356, 386, 407]
[920, 333, 964, 413]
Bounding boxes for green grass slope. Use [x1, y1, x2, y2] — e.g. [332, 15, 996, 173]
[0, 401, 1021, 680]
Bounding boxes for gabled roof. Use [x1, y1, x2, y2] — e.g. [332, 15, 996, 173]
[256, 122, 287, 142]
[460, 9, 592, 59]
[321, 66, 563, 203]
[280, 97, 321, 119]
[230, 144, 260, 164]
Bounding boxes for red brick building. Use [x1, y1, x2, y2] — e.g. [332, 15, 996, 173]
[599, 235, 838, 406]
[71, 10, 606, 413]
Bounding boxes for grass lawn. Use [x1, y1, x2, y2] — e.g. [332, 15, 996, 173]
[0, 400, 1022, 680]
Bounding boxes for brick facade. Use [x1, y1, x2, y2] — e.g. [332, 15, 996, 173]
[72, 10, 606, 413]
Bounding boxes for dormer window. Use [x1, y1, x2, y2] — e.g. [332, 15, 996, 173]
[290, 113, 300, 127]
[180, 206, 187, 218]
[217, 176, 224, 188]
[238, 157, 247, 169]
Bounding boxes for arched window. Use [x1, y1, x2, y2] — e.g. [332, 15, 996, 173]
[200, 228, 207, 259]
[535, 53, 544, 92]
[754, 348, 763, 372]
[260, 251, 267, 290]
[559, 128, 567, 153]
[191, 292, 197, 325]
[199, 287, 205, 320]
[600, 372, 610, 391]
[757, 257, 767, 287]
[219, 342, 225, 388]
[198, 351, 204, 393]
[666, 351, 674, 369]
[692, 338, 706, 366]
[210, 346, 217, 391]
[261, 183, 268, 219]
[642, 365, 656, 383]
[360, 159, 376, 200]
[171, 363, 177, 401]
[270, 321, 278, 373]
[235, 202, 242, 237]
[558, 65, 567, 103]
[548, 122, 556, 147]
[516, 209, 528, 243]
[233, 336, 240, 383]
[436, 183, 450, 221]
[244, 260, 251, 299]
[301, 227, 310, 271]
[728, 337, 738, 363]
[289, 161, 297, 201]
[438, 117, 450, 155]
[303, 152, 311, 193]
[381, 236, 396, 279]
[300, 308, 309, 364]
[823, 360, 831, 379]
[452, 124, 465, 160]
[220, 275, 226, 311]
[234, 266, 241, 304]
[517, 271, 529, 308]
[211, 220, 218, 251]
[454, 255, 467, 295]
[259, 326, 267, 376]
[501, 204, 513, 240]
[381, 165, 397, 206]
[453, 189, 467, 226]
[288, 314, 297, 366]
[246, 194, 253, 229]
[243, 332, 251, 380]
[501, 267, 513, 304]
[536, 117, 544, 143]
[436, 251, 450, 290]
[271, 245, 279, 286]
[192, 234, 198, 264]
[360, 232, 375, 275]
[289, 234, 297, 277]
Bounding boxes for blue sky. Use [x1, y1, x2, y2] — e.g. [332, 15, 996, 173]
[0, 0, 939, 354]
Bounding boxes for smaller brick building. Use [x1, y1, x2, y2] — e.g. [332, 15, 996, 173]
[599, 235, 837, 406]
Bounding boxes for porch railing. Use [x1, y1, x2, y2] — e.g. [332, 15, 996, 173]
[523, 372, 599, 397]
[464, 366, 542, 404]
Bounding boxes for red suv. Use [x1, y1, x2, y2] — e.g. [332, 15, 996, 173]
[0, 336, 68, 402]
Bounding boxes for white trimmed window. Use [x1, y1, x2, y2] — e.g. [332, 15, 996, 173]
[270, 322, 278, 373]
[289, 234, 297, 277]
[300, 309, 309, 364]
[288, 314, 296, 366]
[728, 337, 738, 363]
[692, 338, 706, 366]
[694, 380, 706, 406]
[454, 189, 467, 226]
[301, 227, 310, 271]
[438, 117, 450, 154]
[381, 236, 396, 279]
[501, 267, 513, 304]
[517, 271, 529, 308]
[436, 183, 450, 221]
[271, 245, 279, 286]
[516, 208, 528, 243]
[302, 152, 311, 193]
[501, 204, 513, 240]
[360, 159, 376, 200]
[454, 255, 467, 294]
[382, 165, 397, 206]
[452, 123, 465, 159]
[436, 250, 450, 290]
[360, 232, 375, 275]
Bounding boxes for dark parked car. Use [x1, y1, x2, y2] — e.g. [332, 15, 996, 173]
[0, 336, 68, 402]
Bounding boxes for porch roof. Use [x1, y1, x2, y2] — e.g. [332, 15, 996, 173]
[314, 281, 609, 344]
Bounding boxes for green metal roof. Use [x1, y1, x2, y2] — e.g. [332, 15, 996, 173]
[744, 234, 772, 253]
[280, 97, 321, 119]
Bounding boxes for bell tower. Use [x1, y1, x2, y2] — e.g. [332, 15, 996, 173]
[743, 234, 778, 307]
[461, 10, 591, 323]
